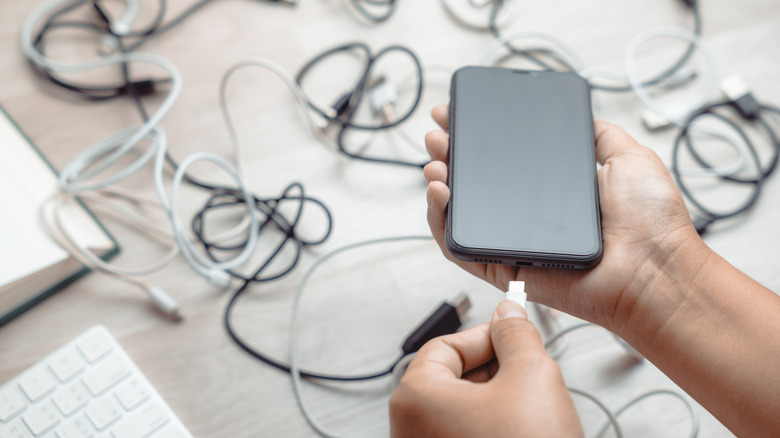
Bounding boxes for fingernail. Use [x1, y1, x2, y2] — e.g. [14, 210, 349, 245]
[496, 300, 527, 320]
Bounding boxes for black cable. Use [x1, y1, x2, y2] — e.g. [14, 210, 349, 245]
[224, 281, 405, 381]
[296, 42, 428, 168]
[30, 0, 171, 101]
[485, 0, 701, 92]
[488, 0, 572, 71]
[590, 0, 702, 92]
[192, 183, 333, 282]
[672, 102, 780, 233]
[296, 43, 424, 130]
[347, 0, 396, 23]
[200, 182, 406, 382]
[30, 0, 256, 101]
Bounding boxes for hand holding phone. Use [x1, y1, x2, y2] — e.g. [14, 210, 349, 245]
[425, 101, 699, 338]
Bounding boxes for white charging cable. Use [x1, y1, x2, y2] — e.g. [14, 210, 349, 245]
[479, 27, 747, 179]
[110, 0, 139, 36]
[21, 0, 268, 312]
[506, 280, 527, 308]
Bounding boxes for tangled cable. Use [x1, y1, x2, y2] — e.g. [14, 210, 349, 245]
[24, 0, 334, 318]
[673, 101, 780, 233]
[295, 42, 428, 169]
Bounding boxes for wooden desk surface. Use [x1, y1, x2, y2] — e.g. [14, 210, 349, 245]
[2, 0, 779, 436]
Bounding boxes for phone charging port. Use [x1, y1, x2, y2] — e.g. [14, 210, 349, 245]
[515, 261, 532, 266]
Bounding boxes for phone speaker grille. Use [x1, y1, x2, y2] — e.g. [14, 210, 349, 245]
[540, 263, 576, 269]
[474, 258, 501, 264]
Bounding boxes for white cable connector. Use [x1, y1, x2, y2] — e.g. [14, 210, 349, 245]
[506, 281, 527, 309]
[147, 286, 182, 321]
[205, 269, 233, 288]
[110, 0, 139, 36]
[368, 76, 398, 123]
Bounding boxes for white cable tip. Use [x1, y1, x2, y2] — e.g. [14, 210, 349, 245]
[147, 286, 182, 321]
[506, 281, 527, 309]
[110, 21, 131, 36]
[205, 269, 232, 288]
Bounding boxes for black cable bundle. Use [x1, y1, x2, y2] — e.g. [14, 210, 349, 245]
[672, 102, 780, 234]
[295, 42, 428, 169]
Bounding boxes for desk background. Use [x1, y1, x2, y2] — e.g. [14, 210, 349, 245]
[2, 0, 779, 436]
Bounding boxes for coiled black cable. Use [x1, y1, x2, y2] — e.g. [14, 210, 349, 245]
[486, 0, 701, 92]
[348, 0, 396, 23]
[296, 42, 428, 169]
[672, 102, 780, 232]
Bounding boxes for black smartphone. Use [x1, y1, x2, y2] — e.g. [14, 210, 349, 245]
[445, 66, 602, 269]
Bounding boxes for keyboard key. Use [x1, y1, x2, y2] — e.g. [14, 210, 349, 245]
[0, 327, 192, 438]
[85, 396, 122, 430]
[81, 357, 129, 396]
[2, 420, 34, 438]
[55, 415, 94, 438]
[113, 379, 149, 411]
[18, 368, 57, 402]
[51, 383, 88, 417]
[76, 332, 112, 363]
[110, 402, 168, 438]
[154, 424, 191, 438]
[0, 386, 27, 421]
[48, 349, 86, 382]
[21, 400, 60, 435]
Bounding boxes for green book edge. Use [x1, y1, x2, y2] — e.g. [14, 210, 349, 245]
[0, 103, 121, 328]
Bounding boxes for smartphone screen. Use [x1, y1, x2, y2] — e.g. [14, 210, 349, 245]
[446, 67, 601, 268]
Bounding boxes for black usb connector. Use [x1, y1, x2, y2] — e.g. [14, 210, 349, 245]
[721, 76, 761, 120]
[401, 293, 471, 355]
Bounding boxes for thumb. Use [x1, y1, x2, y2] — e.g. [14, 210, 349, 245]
[490, 300, 548, 371]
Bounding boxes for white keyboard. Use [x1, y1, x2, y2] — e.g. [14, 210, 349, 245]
[0, 326, 193, 438]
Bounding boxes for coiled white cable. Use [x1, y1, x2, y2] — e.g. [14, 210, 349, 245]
[479, 28, 747, 179]
[621, 27, 748, 178]
[624, 27, 715, 127]
[478, 30, 586, 71]
[287, 237, 699, 438]
[110, 0, 139, 36]
[22, 0, 259, 290]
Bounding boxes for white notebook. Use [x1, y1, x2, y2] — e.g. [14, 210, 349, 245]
[0, 105, 118, 326]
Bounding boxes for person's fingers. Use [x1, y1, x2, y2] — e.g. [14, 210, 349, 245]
[426, 181, 450, 246]
[425, 130, 449, 163]
[424, 160, 448, 184]
[462, 359, 499, 383]
[593, 119, 644, 165]
[426, 181, 488, 279]
[489, 300, 550, 377]
[432, 105, 449, 132]
[404, 323, 493, 381]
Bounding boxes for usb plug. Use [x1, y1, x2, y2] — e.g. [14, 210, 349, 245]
[401, 293, 471, 355]
[368, 76, 398, 123]
[721, 76, 761, 120]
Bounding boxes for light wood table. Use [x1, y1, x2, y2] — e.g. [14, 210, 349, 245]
[2, 0, 779, 436]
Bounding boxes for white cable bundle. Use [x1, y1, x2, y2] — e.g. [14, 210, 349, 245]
[20, 0, 263, 313]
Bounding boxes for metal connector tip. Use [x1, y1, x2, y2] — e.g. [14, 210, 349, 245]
[452, 293, 471, 320]
[720, 76, 750, 101]
[168, 310, 184, 322]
